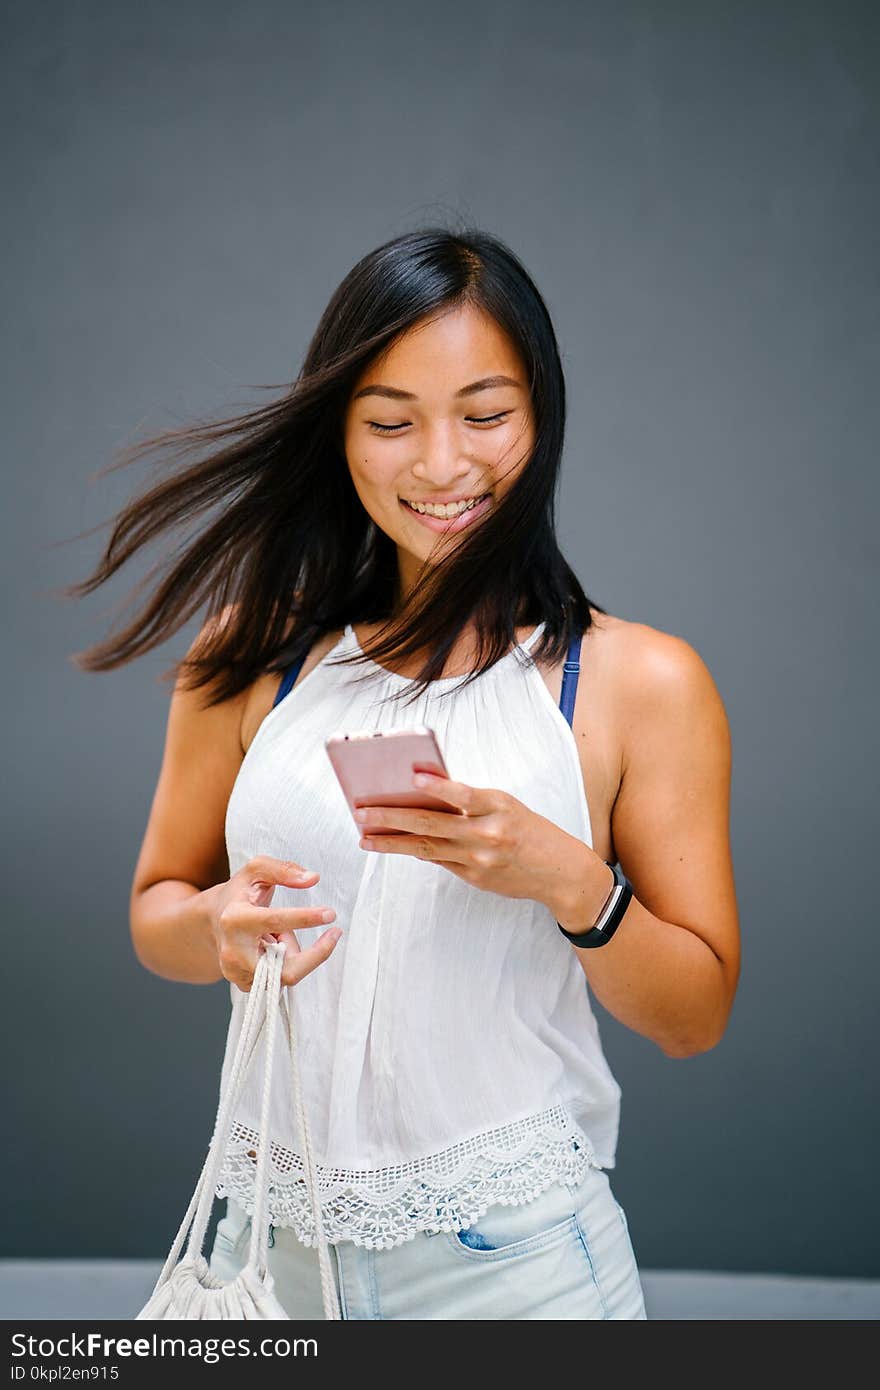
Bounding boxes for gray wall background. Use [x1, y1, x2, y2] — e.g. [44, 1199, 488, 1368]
[3, 1, 877, 1277]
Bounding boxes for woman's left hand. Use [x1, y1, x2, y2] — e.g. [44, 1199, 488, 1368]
[353, 770, 577, 908]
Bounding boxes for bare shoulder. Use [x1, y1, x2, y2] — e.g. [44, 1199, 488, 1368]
[602, 614, 727, 711]
[190, 596, 338, 754]
[563, 606, 679, 712]
[594, 612, 730, 769]
[566, 609, 730, 867]
[179, 601, 248, 711]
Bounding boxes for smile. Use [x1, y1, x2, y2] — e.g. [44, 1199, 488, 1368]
[399, 493, 492, 533]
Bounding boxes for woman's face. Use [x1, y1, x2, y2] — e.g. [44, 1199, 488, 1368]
[343, 301, 536, 599]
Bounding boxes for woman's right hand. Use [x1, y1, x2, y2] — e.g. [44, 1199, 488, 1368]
[207, 856, 341, 992]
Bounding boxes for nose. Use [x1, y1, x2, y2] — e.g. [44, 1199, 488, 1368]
[409, 429, 475, 490]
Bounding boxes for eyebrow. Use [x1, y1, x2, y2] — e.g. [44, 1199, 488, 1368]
[352, 374, 523, 402]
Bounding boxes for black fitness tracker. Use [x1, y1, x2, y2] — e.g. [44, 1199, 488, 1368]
[556, 861, 633, 948]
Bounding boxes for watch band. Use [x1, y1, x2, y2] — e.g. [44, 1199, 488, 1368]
[557, 861, 633, 948]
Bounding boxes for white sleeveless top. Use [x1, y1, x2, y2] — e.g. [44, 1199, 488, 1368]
[214, 620, 622, 1250]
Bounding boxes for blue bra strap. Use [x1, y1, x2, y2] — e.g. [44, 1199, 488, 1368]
[272, 650, 308, 709]
[558, 628, 583, 729]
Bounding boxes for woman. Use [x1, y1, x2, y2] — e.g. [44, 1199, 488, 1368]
[68, 226, 740, 1320]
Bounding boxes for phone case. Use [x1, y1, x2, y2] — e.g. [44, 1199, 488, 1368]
[325, 726, 460, 834]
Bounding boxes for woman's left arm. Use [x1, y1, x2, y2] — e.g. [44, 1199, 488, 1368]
[553, 628, 741, 1059]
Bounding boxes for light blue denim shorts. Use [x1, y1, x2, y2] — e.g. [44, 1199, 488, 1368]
[209, 1162, 647, 1320]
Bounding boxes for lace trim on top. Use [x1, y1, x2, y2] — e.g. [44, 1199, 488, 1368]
[214, 1103, 601, 1251]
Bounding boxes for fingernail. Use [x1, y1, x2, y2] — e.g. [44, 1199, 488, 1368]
[320, 909, 336, 923]
[329, 927, 342, 942]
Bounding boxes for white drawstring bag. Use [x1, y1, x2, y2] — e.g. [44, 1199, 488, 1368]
[136, 939, 342, 1320]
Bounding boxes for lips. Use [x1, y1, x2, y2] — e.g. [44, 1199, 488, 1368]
[401, 493, 488, 515]
[398, 492, 493, 534]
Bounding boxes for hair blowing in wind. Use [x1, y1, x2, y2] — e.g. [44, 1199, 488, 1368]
[60, 224, 605, 707]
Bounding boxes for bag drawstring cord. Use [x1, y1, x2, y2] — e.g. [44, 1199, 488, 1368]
[140, 940, 342, 1320]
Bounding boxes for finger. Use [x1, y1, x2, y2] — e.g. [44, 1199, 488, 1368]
[354, 805, 460, 837]
[233, 901, 338, 936]
[358, 833, 409, 854]
[281, 926, 343, 987]
[246, 856, 321, 886]
[359, 834, 468, 864]
[410, 773, 489, 816]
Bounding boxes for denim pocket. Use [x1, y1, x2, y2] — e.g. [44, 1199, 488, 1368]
[437, 1176, 608, 1317]
[444, 1180, 581, 1263]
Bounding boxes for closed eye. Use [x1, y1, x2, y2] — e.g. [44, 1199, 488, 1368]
[368, 412, 511, 436]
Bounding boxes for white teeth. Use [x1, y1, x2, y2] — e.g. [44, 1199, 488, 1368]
[403, 495, 487, 518]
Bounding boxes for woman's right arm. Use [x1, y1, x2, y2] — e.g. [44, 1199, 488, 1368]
[129, 617, 340, 987]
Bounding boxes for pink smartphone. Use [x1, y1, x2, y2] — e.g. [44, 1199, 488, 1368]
[325, 726, 460, 835]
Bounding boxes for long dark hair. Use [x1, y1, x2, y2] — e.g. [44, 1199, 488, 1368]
[62, 223, 606, 708]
